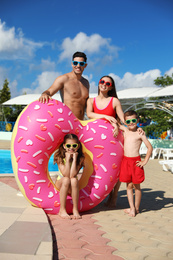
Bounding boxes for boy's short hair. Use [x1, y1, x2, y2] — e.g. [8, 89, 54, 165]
[72, 52, 87, 62]
[124, 110, 138, 119]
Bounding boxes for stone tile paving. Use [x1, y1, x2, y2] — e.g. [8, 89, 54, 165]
[91, 159, 173, 260]
[48, 213, 124, 260]
[1, 159, 173, 260]
[1, 177, 124, 259]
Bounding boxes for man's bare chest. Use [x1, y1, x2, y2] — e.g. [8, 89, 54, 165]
[64, 82, 88, 99]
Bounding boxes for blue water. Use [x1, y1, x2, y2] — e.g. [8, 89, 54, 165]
[0, 150, 58, 174]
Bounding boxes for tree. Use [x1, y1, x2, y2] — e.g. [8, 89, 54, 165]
[0, 79, 12, 122]
[139, 109, 173, 138]
[154, 73, 173, 87]
[0, 79, 11, 103]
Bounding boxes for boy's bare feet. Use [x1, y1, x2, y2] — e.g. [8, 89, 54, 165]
[58, 211, 71, 219]
[124, 208, 136, 217]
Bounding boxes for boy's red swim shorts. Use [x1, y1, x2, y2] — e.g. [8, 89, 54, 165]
[119, 156, 145, 184]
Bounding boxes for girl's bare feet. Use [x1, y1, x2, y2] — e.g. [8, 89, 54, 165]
[72, 210, 82, 219]
[58, 210, 71, 219]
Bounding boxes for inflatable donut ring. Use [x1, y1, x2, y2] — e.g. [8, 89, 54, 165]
[11, 99, 124, 214]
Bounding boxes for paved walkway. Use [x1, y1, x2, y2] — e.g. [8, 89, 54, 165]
[0, 159, 173, 259]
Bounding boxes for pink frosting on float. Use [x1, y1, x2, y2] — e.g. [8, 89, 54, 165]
[12, 99, 124, 214]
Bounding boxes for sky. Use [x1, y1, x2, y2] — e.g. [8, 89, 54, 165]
[0, 0, 173, 98]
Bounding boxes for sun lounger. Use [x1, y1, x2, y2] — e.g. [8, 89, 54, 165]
[139, 144, 160, 160]
[159, 160, 173, 173]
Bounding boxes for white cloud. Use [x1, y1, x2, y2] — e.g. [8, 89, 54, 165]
[10, 80, 18, 98]
[22, 71, 61, 94]
[29, 58, 56, 71]
[0, 20, 44, 60]
[165, 67, 173, 76]
[59, 32, 121, 61]
[109, 69, 161, 91]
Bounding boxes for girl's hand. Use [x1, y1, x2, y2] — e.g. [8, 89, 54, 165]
[72, 152, 78, 160]
[65, 152, 72, 161]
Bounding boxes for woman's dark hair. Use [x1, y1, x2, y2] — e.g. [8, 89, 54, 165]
[98, 75, 118, 98]
[53, 134, 84, 166]
[72, 52, 87, 62]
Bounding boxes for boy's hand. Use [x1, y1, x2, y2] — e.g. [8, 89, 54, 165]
[136, 160, 145, 168]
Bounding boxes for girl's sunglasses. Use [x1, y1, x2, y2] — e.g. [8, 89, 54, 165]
[99, 80, 112, 87]
[65, 143, 78, 149]
[125, 118, 138, 124]
[72, 61, 86, 67]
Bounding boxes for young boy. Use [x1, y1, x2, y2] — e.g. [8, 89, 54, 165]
[119, 110, 153, 217]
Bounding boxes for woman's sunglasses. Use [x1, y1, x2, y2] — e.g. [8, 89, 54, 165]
[99, 80, 112, 87]
[65, 143, 78, 149]
[72, 61, 86, 67]
[125, 118, 138, 124]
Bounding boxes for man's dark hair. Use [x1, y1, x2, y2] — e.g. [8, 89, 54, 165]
[72, 52, 87, 62]
[124, 110, 138, 119]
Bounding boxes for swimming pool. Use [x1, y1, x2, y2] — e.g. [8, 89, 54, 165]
[0, 150, 58, 174]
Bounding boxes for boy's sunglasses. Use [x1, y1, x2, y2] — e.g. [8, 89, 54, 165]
[125, 118, 138, 124]
[99, 80, 112, 87]
[65, 143, 78, 149]
[72, 61, 86, 67]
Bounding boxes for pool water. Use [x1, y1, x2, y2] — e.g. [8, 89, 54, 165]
[0, 150, 58, 174]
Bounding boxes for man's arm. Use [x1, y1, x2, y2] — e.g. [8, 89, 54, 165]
[39, 75, 66, 103]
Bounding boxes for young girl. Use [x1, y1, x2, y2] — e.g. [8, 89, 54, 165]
[87, 75, 125, 207]
[54, 134, 85, 219]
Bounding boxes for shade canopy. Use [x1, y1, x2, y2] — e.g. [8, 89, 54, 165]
[3, 93, 62, 105]
[3, 86, 173, 106]
[147, 85, 173, 97]
[117, 87, 161, 99]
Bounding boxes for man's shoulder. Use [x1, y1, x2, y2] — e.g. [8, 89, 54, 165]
[55, 73, 70, 83]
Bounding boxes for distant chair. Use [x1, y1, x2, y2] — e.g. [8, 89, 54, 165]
[159, 160, 173, 173]
[139, 142, 160, 160]
[162, 149, 173, 160]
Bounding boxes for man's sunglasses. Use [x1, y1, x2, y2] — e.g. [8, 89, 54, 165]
[72, 61, 86, 67]
[125, 118, 138, 124]
[99, 80, 112, 87]
[65, 143, 78, 149]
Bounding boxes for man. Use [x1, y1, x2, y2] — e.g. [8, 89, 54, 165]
[39, 52, 89, 120]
